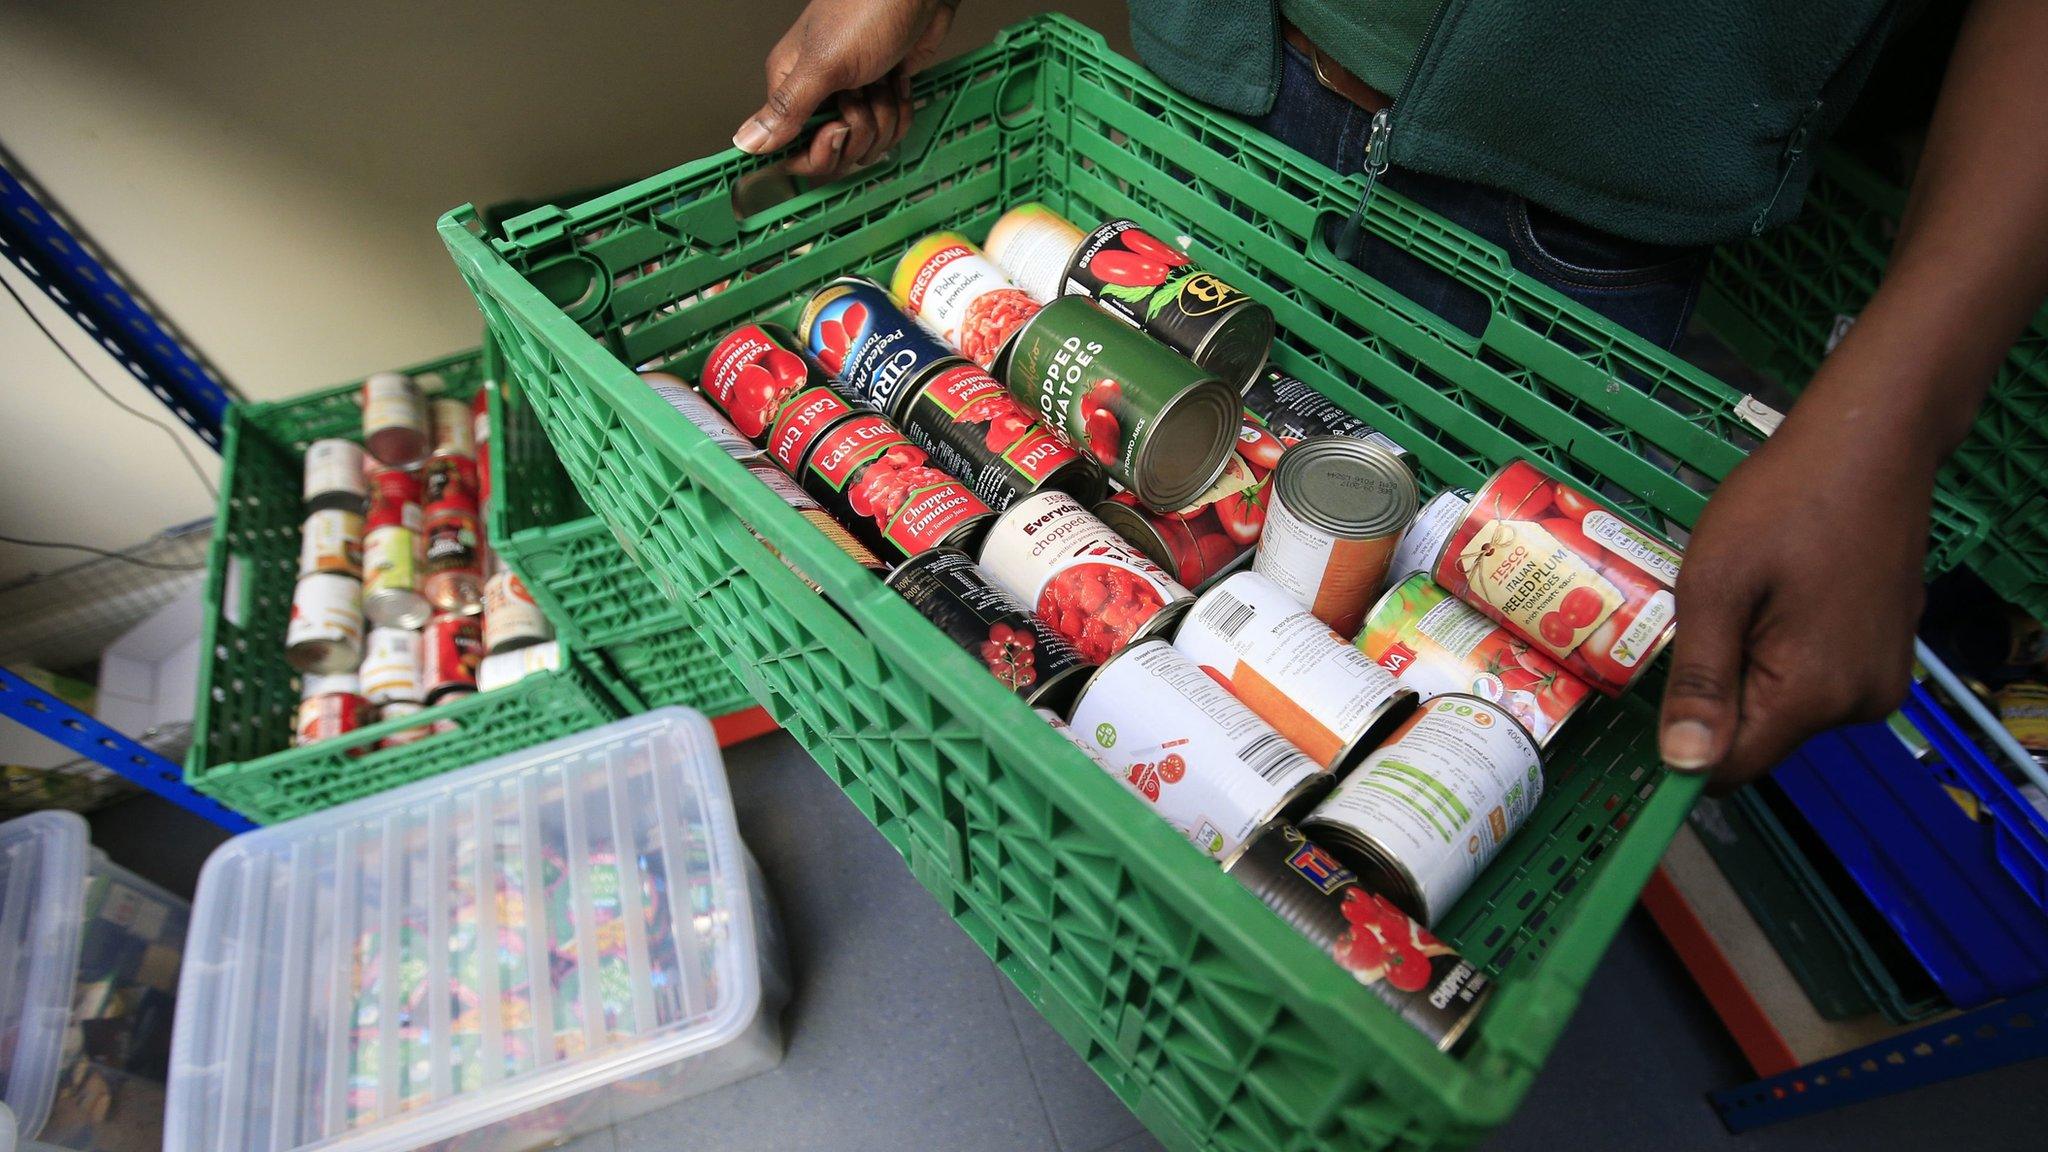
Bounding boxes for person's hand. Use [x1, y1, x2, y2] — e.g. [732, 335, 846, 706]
[734, 0, 959, 178]
[1656, 410, 1930, 787]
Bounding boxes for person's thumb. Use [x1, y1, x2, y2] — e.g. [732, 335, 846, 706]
[1657, 578, 1745, 774]
[735, 56, 840, 155]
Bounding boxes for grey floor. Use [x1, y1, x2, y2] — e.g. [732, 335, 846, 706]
[104, 731, 2046, 1151]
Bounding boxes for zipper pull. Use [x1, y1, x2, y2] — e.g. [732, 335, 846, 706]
[1752, 99, 1822, 236]
[1336, 108, 1393, 263]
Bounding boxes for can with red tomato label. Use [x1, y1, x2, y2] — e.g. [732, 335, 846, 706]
[742, 462, 887, 585]
[1093, 414, 1287, 590]
[886, 548, 1094, 709]
[799, 278, 960, 416]
[297, 509, 364, 579]
[1068, 639, 1327, 864]
[1385, 489, 1473, 592]
[1241, 370, 1410, 460]
[482, 569, 553, 654]
[893, 360, 1102, 511]
[639, 371, 763, 461]
[1433, 460, 1681, 696]
[985, 202, 1087, 304]
[892, 231, 1043, 369]
[977, 490, 1195, 664]
[1062, 219, 1275, 392]
[422, 613, 483, 704]
[766, 385, 861, 473]
[361, 372, 426, 467]
[795, 410, 993, 562]
[1224, 822, 1490, 1050]
[1358, 573, 1591, 748]
[700, 323, 834, 442]
[1254, 438, 1418, 637]
[294, 678, 373, 748]
[1174, 571, 1417, 772]
[1302, 694, 1543, 926]
[996, 296, 1238, 512]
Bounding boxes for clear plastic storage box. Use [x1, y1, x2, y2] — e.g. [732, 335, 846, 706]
[0, 811, 190, 1152]
[165, 708, 787, 1152]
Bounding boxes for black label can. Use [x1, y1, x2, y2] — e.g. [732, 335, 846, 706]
[1242, 369, 1411, 461]
[886, 548, 1094, 710]
[799, 277, 961, 417]
[894, 360, 1103, 511]
[1063, 219, 1274, 392]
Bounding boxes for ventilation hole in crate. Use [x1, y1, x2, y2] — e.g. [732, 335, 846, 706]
[1546, 855, 1567, 876]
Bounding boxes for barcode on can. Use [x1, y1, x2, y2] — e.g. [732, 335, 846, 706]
[1199, 591, 1255, 641]
[1238, 732, 1308, 782]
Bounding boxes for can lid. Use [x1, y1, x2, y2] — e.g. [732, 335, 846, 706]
[1135, 376, 1239, 511]
[1272, 437, 1418, 538]
[1090, 499, 1174, 574]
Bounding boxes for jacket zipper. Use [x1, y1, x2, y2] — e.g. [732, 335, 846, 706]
[1334, 0, 1454, 261]
[1752, 99, 1823, 236]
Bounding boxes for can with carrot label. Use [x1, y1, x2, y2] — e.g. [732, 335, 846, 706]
[799, 278, 960, 417]
[1433, 461, 1680, 696]
[892, 360, 1101, 510]
[699, 323, 831, 442]
[1174, 571, 1417, 772]
[297, 509, 364, 579]
[1063, 219, 1275, 392]
[978, 490, 1194, 664]
[892, 231, 1042, 369]
[1254, 438, 1417, 637]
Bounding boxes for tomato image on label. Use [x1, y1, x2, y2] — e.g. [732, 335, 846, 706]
[1126, 752, 1187, 802]
[813, 301, 870, 376]
[1079, 379, 1123, 464]
[701, 324, 823, 440]
[979, 621, 1040, 690]
[1335, 888, 1456, 993]
[1042, 561, 1168, 663]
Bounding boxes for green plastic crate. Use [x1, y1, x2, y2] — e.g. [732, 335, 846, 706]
[588, 629, 758, 716]
[1699, 150, 2048, 620]
[437, 17, 1744, 1148]
[187, 350, 620, 825]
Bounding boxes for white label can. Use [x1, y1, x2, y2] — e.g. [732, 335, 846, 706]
[641, 372, 765, 461]
[892, 231, 1041, 369]
[477, 640, 562, 693]
[284, 572, 364, 674]
[429, 396, 475, 458]
[359, 626, 423, 705]
[1302, 694, 1543, 926]
[361, 372, 426, 467]
[1068, 639, 1325, 863]
[1384, 489, 1472, 592]
[481, 569, 554, 653]
[977, 489, 1194, 664]
[302, 438, 367, 512]
[297, 509, 365, 579]
[1172, 570, 1416, 772]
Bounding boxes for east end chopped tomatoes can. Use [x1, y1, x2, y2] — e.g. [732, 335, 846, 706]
[1433, 460, 1681, 696]
[1068, 639, 1327, 865]
[795, 411, 993, 562]
[1062, 218, 1275, 393]
[886, 548, 1093, 710]
[1253, 437, 1418, 637]
[766, 385, 862, 474]
[1359, 573, 1591, 748]
[799, 277, 961, 417]
[1093, 415, 1287, 591]
[977, 490, 1195, 664]
[699, 323, 834, 443]
[893, 360, 1102, 511]
[892, 231, 1042, 369]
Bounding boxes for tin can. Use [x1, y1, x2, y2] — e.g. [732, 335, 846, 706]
[892, 231, 1042, 368]
[422, 505, 485, 614]
[367, 464, 422, 515]
[359, 626, 424, 705]
[477, 640, 562, 693]
[1225, 823, 1490, 1051]
[423, 613, 483, 703]
[1359, 573, 1591, 748]
[1242, 370, 1410, 459]
[361, 372, 427, 467]
[429, 396, 474, 459]
[482, 569, 553, 653]
[985, 202, 1087, 304]
[422, 454, 479, 517]
[362, 481, 429, 629]
[799, 278, 960, 416]
[284, 572, 363, 674]
[977, 490, 1195, 663]
[892, 360, 1102, 511]
[1254, 438, 1417, 637]
[743, 462, 888, 584]
[699, 323, 833, 441]
[303, 438, 367, 513]
[1302, 694, 1544, 926]
[294, 687, 372, 747]
[1093, 416, 1287, 589]
[1174, 571, 1417, 772]
[376, 701, 433, 749]
[1034, 707, 1119, 768]
[886, 548, 1094, 709]
[1062, 219, 1274, 392]
[1434, 461, 1681, 696]
[475, 388, 495, 511]
[795, 410, 993, 562]
[998, 296, 1239, 512]
[1385, 489, 1473, 592]
[297, 509, 364, 579]
[638, 371, 763, 461]
[1068, 640, 1326, 863]
[766, 385, 862, 473]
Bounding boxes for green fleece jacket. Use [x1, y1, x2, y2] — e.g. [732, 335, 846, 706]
[1127, 0, 1899, 245]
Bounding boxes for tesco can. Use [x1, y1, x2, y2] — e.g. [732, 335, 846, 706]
[1173, 571, 1417, 772]
[891, 360, 1102, 511]
[1242, 370, 1410, 460]
[284, 572, 363, 674]
[1062, 218, 1275, 393]
[302, 438, 367, 513]
[1433, 461, 1681, 696]
[358, 625, 424, 706]
[1253, 437, 1417, 637]
[795, 410, 993, 562]
[638, 371, 763, 462]
[297, 508, 364, 579]
[422, 613, 483, 704]
[1302, 694, 1543, 926]
[886, 548, 1094, 709]
[699, 323, 833, 442]
[1358, 573, 1592, 748]
[799, 277, 960, 416]
[481, 569, 554, 654]
[977, 490, 1194, 664]
[1068, 639, 1326, 864]
[891, 231, 1042, 369]
[361, 372, 427, 468]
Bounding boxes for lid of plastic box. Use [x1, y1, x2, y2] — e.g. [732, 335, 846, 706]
[0, 812, 92, 1141]
[165, 709, 764, 1152]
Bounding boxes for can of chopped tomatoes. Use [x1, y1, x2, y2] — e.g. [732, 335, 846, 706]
[1254, 438, 1418, 637]
[1093, 414, 1286, 590]
[297, 508, 364, 579]
[1434, 461, 1681, 696]
[361, 372, 427, 467]
[1385, 489, 1474, 593]
[285, 573, 363, 674]
[294, 675, 373, 748]
[996, 296, 1239, 512]
[423, 613, 483, 704]
[742, 462, 887, 585]
[303, 438, 367, 514]
[985, 202, 1087, 303]
[977, 490, 1195, 664]
[892, 232, 1043, 369]
[1225, 822, 1490, 1051]
[359, 625, 424, 705]
[429, 396, 474, 459]
[1303, 694, 1543, 926]
[639, 371, 764, 461]
[794, 410, 993, 562]
[700, 323, 834, 442]
[886, 548, 1094, 709]
[1241, 370, 1410, 460]
[799, 278, 960, 417]
[1062, 219, 1275, 392]
[1068, 639, 1327, 864]
[892, 360, 1102, 511]
[1174, 570, 1417, 772]
[1358, 573, 1591, 748]
[766, 384, 863, 473]
[482, 569, 553, 654]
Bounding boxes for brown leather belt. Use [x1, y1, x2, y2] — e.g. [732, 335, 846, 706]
[1280, 19, 1392, 114]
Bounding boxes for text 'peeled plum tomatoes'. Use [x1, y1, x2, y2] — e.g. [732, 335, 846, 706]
[699, 323, 830, 443]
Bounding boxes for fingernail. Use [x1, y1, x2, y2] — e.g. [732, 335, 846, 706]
[1660, 720, 1717, 771]
[825, 124, 849, 153]
[733, 120, 773, 154]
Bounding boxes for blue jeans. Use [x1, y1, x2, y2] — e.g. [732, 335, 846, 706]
[1248, 43, 1709, 349]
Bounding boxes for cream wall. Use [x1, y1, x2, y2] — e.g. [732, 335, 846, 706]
[0, 1, 1131, 584]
